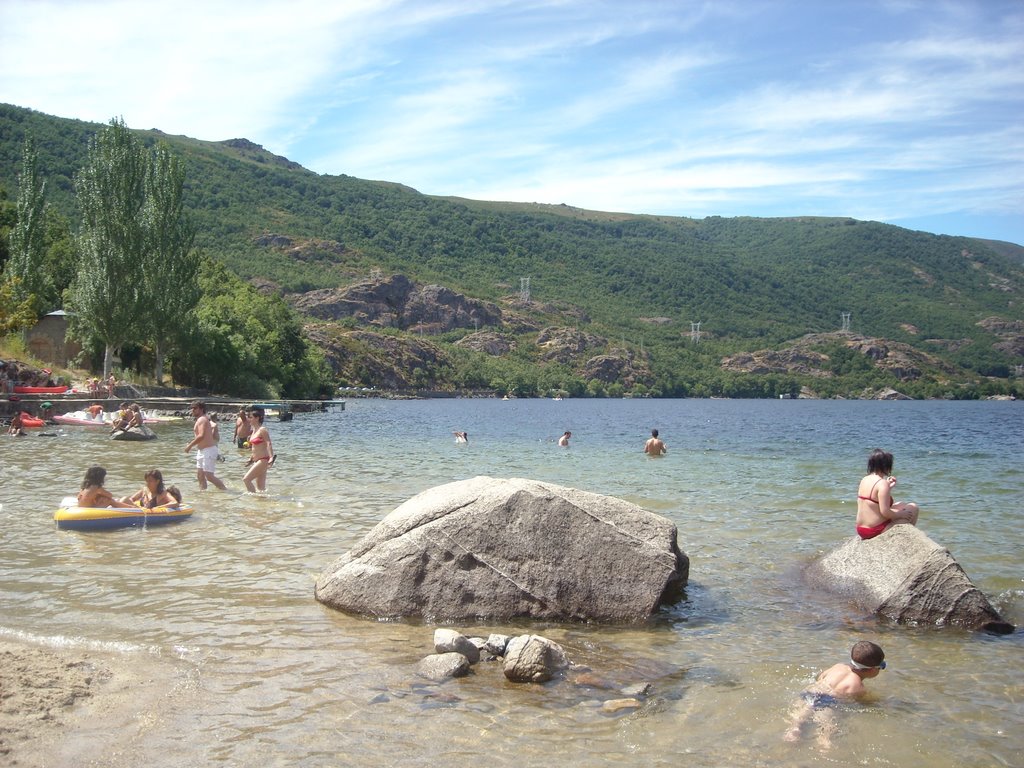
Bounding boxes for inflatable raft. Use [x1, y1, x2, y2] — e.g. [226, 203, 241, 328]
[13, 385, 70, 394]
[18, 412, 44, 428]
[54, 497, 194, 531]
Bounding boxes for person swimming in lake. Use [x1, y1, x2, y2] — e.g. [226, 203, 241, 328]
[784, 641, 887, 749]
[558, 431, 572, 447]
[453, 431, 468, 443]
[856, 449, 919, 539]
[243, 408, 275, 493]
[77, 466, 136, 509]
[120, 469, 178, 508]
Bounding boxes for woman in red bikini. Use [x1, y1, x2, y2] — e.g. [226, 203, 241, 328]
[243, 408, 275, 493]
[856, 449, 919, 539]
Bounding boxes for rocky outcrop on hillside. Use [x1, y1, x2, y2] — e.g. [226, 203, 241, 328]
[582, 350, 653, 388]
[455, 331, 516, 356]
[535, 327, 606, 364]
[978, 317, 1024, 358]
[291, 274, 502, 333]
[304, 324, 449, 390]
[721, 332, 957, 381]
[720, 348, 831, 377]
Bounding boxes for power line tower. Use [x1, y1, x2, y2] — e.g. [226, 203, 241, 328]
[520, 277, 531, 304]
[690, 321, 702, 344]
[840, 312, 851, 332]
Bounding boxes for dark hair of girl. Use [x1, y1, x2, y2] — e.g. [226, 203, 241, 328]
[867, 449, 894, 475]
[82, 465, 107, 489]
[144, 469, 166, 495]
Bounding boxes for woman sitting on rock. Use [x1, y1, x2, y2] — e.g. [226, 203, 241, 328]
[855, 449, 919, 539]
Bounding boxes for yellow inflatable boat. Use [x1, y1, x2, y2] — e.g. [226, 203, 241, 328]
[54, 496, 194, 531]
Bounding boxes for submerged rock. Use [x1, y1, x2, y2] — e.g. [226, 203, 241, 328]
[314, 476, 688, 623]
[805, 525, 1013, 633]
[417, 653, 471, 681]
[502, 635, 570, 683]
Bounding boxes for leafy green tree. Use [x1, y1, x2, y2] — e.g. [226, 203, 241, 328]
[0, 276, 37, 334]
[5, 138, 53, 314]
[143, 143, 199, 384]
[70, 118, 148, 377]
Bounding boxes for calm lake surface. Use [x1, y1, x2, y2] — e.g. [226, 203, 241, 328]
[1, 398, 1021, 767]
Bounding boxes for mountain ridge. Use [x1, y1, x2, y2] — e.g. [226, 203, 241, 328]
[1, 102, 1022, 398]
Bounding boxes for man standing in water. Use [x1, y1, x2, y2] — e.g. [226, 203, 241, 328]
[558, 431, 572, 447]
[184, 401, 227, 490]
[644, 429, 667, 456]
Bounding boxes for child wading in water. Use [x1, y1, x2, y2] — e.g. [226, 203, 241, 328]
[784, 641, 887, 749]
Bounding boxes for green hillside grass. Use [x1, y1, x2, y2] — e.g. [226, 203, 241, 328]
[2, 102, 1022, 398]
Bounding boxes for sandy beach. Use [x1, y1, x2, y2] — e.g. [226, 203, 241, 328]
[0, 637, 186, 767]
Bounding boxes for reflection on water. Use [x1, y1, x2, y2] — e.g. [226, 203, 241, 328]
[0, 399, 1021, 766]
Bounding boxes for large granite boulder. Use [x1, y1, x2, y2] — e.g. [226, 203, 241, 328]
[314, 476, 688, 623]
[804, 525, 1013, 633]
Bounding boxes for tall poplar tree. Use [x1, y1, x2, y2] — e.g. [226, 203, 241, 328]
[70, 118, 148, 378]
[143, 144, 199, 385]
[5, 137, 53, 314]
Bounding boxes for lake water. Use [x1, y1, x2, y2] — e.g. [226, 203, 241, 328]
[1, 398, 1021, 767]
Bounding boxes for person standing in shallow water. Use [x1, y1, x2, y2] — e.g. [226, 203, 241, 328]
[644, 429, 667, 456]
[558, 431, 571, 447]
[233, 407, 252, 449]
[184, 401, 227, 491]
[243, 408, 275, 493]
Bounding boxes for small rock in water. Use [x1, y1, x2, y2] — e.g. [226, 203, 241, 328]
[433, 628, 481, 664]
[417, 652, 472, 681]
[484, 633, 512, 656]
[620, 682, 652, 698]
[601, 697, 641, 714]
[503, 634, 570, 683]
[572, 672, 615, 690]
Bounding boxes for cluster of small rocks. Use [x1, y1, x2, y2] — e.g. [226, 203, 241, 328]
[418, 629, 569, 684]
[415, 629, 655, 715]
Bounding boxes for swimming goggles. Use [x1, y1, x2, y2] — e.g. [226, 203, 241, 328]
[850, 658, 886, 670]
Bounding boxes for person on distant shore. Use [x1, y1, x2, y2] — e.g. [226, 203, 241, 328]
[644, 429, 667, 456]
[106, 374, 116, 399]
[243, 408, 274, 492]
[784, 641, 887, 749]
[233, 407, 252, 449]
[184, 401, 227, 491]
[453, 431, 468, 443]
[77, 466, 136, 509]
[558, 430, 572, 447]
[856, 449, 919, 539]
[120, 469, 177, 508]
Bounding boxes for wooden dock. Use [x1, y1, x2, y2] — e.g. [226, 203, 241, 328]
[1, 392, 345, 419]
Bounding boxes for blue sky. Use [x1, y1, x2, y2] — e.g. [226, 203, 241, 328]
[1, 0, 1022, 244]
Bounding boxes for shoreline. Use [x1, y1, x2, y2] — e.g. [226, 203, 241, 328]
[0, 635, 185, 767]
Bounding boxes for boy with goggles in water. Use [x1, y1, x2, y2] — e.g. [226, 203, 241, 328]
[784, 640, 886, 748]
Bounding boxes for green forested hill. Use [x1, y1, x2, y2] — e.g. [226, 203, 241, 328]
[1, 103, 1022, 398]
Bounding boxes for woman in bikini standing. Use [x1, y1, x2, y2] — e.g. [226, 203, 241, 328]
[243, 408, 274, 493]
[856, 449, 919, 539]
